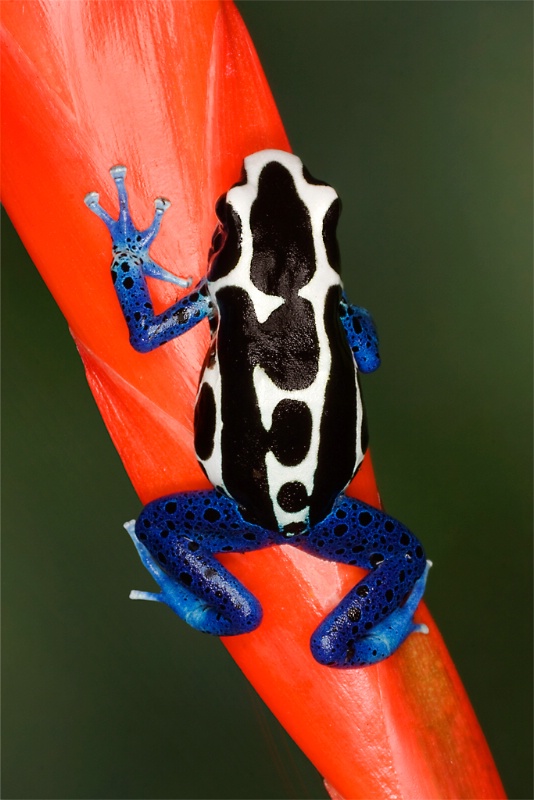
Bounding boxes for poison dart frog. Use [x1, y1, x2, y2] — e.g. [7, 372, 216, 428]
[85, 150, 430, 667]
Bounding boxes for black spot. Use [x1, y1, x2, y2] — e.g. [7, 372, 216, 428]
[250, 162, 316, 298]
[352, 316, 362, 334]
[356, 585, 369, 597]
[385, 589, 394, 602]
[322, 198, 341, 274]
[123, 277, 134, 289]
[384, 520, 394, 533]
[194, 383, 216, 461]
[347, 606, 361, 622]
[165, 501, 177, 514]
[345, 640, 356, 662]
[187, 541, 200, 552]
[334, 523, 348, 537]
[138, 532, 147, 541]
[180, 572, 193, 587]
[269, 400, 312, 466]
[173, 308, 189, 325]
[204, 508, 221, 523]
[157, 552, 167, 565]
[416, 545, 424, 559]
[277, 481, 308, 513]
[283, 521, 306, 537]
[121, 262, 130, 272]
[370, 552, 385, 568]
[358, 511, 372, 527]
[336, 509, 347, 519]
[400, 532, 410, 545]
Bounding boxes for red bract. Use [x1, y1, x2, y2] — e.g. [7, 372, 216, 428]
[1, 2, 505, 797]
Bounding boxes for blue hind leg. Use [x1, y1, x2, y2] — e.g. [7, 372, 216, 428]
[298, 495, 430, 667]
[127, 490, 275, 636]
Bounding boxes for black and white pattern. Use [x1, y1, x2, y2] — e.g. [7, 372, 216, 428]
[196, 151, 365, 534]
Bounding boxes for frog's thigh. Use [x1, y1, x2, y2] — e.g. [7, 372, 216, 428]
[299, 494, 427, 666]
[134, 489, 273, 636]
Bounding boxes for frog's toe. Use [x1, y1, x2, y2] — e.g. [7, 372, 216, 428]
[110, 164, 127, 181]
[84, 190, 115, 229]
[154, 197, 171, 213]
[84, 191, 100, 208]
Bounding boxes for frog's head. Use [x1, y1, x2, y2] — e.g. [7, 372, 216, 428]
[208, 150, 342, 296]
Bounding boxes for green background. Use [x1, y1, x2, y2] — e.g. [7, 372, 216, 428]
[3, 2, 532, 798]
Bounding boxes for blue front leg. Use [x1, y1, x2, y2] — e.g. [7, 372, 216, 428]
[340, 293, 381, 373]
[85, 166, 213, 352]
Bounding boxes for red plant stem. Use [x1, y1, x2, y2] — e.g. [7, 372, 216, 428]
[1, 1, 505, 797]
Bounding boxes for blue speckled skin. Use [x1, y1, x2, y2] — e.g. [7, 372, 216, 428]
[340, 294, 381, 374]
[85, 163, 429, 667]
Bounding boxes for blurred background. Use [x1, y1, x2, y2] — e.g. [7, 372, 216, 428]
[2, 2, 532, 798]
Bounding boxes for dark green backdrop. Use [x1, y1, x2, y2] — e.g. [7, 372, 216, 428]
[3, 3, 532, 798]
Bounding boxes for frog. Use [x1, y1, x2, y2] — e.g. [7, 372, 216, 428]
[85, 149, 429, 667]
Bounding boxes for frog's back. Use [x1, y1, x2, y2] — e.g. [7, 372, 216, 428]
[194, 151, 366, 534]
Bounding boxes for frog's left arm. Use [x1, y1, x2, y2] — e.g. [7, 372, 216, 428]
[85, 166, 213, 353]
[340, 292, 381, 373]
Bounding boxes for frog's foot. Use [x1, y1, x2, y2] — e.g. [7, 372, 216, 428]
[84, 166, 191, 288]
[123, 520, 261, 636]
[311, 560, 431, 668]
